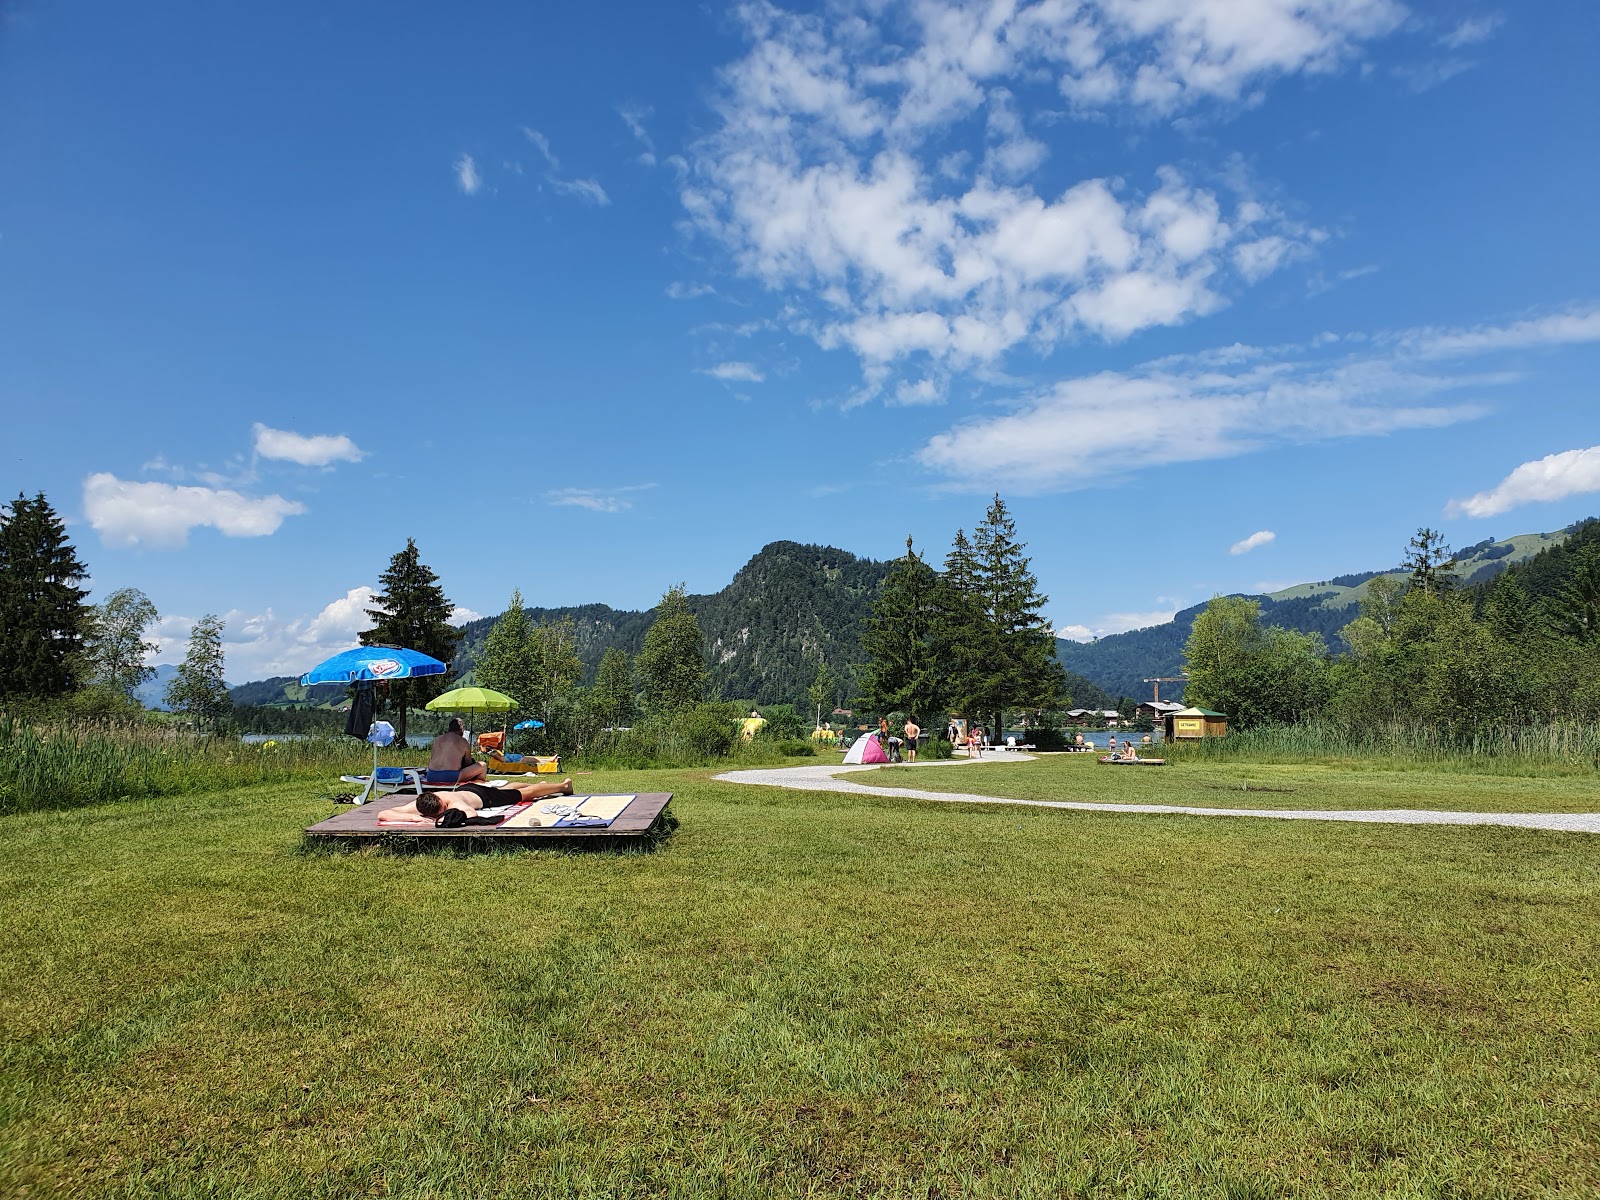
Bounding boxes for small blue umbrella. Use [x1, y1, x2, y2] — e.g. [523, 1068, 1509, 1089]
[513, 719, 545, 730]
[301, 645, 448, 685]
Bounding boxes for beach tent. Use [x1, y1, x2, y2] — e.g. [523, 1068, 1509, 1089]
[842, 732, 889, 765]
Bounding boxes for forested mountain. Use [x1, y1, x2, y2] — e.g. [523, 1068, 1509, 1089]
[229, 539, 1112, 713]
[231, 525, 1589, 712]
[1055, 522, 1587, 701]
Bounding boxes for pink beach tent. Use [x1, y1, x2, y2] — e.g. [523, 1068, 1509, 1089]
[842, 732, 889, 765]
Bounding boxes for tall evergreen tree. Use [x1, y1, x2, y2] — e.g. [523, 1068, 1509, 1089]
[165, 614, 231, 732]
[636, 584, 708, 715]
[0, 492, 91, 699]
[931, 527, 993, 719]
[86, 587, 159, 701]
[859, 538, 945, 724]
[1547, 548, 1600, 644]
[361, 539, 461, 745]
[968, 495, 1065, 732]
[1403, 527, 1456, 595]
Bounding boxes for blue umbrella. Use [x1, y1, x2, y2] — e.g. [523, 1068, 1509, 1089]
[301, 645, 448, 685]
[513, 719, 545, 730]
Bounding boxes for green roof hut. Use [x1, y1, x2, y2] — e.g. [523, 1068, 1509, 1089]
[1166, 706, 1228, 740]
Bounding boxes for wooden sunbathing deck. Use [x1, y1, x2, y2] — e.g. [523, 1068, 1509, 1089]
[305, 792, 673, 842]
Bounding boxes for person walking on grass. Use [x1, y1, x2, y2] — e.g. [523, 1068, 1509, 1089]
[903, 717, 921, 763]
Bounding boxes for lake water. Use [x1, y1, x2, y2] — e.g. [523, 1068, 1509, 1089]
[241, 733, 438, 748]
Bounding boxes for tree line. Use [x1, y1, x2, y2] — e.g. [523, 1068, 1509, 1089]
[1184, 523, 1600, 733]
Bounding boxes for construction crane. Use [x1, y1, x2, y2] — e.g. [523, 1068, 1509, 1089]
[1142, 673, 1189, 703]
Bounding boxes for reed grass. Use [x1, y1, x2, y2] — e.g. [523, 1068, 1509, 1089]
[1157, 719, 1600, 773]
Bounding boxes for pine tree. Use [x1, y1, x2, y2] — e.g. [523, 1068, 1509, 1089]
[859, 538, 945, 725]
[930, 527, 992, 721]
[1403, 528, 1456, 595]
[86, 587, 159, 701]
[361, 539, 461, 745]
[164, 614, 231, 732]
[0, 492, 91, 699]
[968, 495, 1065, 732]
[637, 584, 708, 715]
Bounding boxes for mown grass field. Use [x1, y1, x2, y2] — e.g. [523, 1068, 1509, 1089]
[2, 758, 1597, 1198]
[869, 752, 1600, 814]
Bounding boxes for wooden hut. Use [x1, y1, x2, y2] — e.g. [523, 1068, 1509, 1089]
[1165, 706, 1228, 739]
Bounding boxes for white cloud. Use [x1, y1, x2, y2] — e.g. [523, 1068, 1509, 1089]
[1447, 446, 1600, 519]
[917, 304, 1600, 492]
[251, 423, 364, 467]
[1439, 15, 1503, 50]
[84, 473, 305, 549]
[618, 105, 656, 165]
[551, 177, 610, 206]
[546, 484, 656, 513]
[702, 361, 766, 383]
[522, 126, 560, 168]
[1058, 610, 1178, 641]
[449, 605, 484, 625]
[455, 153, 482, 195]
[1230, 530, 1276, 555]
[156, 586, 380, 681]
[681, 1, 1387, 401]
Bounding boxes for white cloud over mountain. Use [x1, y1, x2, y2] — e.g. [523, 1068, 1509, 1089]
[683, 0, 1402, 399]
[1230, 530, 1276, 555]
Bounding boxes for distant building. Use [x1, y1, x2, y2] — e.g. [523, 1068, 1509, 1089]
[1165, 707, 1228, 739]
[1138, 700, 1186, 724]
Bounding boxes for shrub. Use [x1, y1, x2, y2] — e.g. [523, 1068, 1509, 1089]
[924, 738, 955, 760]
[753, 704, 807, 740]
[679, 704, 736, 758]
[772, 738, 817, 757]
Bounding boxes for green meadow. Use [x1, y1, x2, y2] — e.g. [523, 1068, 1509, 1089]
[2, 757, 1597, 1198]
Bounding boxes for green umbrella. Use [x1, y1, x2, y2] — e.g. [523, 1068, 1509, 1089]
[425, 686, 519, 745]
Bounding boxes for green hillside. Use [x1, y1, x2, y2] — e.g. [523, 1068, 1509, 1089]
[1056, 521, 1589, 701]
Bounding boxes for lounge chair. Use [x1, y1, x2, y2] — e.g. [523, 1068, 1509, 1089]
[338, 765, 426, 806]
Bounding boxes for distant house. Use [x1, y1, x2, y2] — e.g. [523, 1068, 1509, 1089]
[1138, 700, 1186, 724]
[1063, 708, 1094, 725]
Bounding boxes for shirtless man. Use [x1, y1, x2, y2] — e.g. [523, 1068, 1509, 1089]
[377, 777, 576, 826]
[903, 718, 921, 763]
[425, 717, 487, 784]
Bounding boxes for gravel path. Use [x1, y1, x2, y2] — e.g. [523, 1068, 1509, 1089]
[714, 757, 1600, 835]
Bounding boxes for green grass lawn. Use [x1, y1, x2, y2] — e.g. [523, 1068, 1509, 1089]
[2, 763, 1597, 1198]
[868, 753, 1600, 814]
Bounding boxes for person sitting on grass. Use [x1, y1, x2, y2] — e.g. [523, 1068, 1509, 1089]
[377, 777, 576, 826]
[425, 717, 487, 784]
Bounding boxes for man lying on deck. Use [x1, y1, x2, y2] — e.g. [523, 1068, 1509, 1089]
[424, 717, 488, 785]
[377, 778, 576, 826]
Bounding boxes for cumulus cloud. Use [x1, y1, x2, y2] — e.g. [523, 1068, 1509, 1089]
[1230, 530, 1276, 555]
[917, 304, 1600, 492]
[1447, 446, 1600, 519]
[702, 361, 765, 383]
[251, 423, 364, 467]
[455, 153, 482, 195]
[546, 484, 656, 513]
[680, 1, 1389, 400]
[84, 473, 305, 549]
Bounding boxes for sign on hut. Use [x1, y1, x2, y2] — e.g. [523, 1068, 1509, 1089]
[1166, 706, 1228, 739]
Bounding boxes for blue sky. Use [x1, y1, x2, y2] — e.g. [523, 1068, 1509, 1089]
[3, 1, 1598, 680]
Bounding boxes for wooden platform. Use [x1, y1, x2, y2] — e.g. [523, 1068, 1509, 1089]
[305, 792, 673, 842]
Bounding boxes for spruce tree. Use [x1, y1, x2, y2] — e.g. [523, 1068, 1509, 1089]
[637, 584, 707, 715]
[86, 587, 160, 702]
[361, 539, 461, 745]
[968, 496, 1065, 732]
[860, 538, 945, 725]
[164, 614, 231, 732]
[0, 492, 91, 699]
[1403, 528, 1456, 595]
[931, 527, 993, 721]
